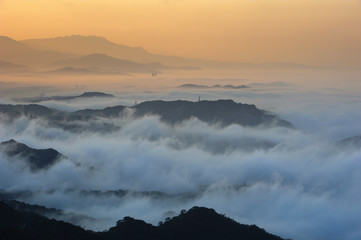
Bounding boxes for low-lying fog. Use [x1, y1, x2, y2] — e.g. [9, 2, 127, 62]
[0, 68, 360, 240]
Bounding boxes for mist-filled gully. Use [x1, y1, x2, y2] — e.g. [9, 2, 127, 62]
[0, 92, 361, 240]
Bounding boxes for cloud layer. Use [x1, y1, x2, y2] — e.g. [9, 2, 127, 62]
[1, 76, 361, 240]
[1, 110, 360, 240]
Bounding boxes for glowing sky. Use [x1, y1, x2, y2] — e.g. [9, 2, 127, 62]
[1, 0, 361, 67]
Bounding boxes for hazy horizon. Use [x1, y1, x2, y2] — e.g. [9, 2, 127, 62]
[1, 0, 361, 68]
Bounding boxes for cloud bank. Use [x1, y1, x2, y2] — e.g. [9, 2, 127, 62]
[0, 110, 360, 240]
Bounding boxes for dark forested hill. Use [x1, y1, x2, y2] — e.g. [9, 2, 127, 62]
[0, 201, 286, 240]
[133, 100, 291, 127]
[0, 99, 292, 128]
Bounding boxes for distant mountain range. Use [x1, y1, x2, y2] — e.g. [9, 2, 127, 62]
[22, 35, 150, 62]
[0, 35, 325, 74]
[0, 201, 286, 240]
[0, 99, 292, 128]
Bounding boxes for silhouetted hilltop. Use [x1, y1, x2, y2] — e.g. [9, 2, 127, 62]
[0, 140, 64, 171]
[13, 91, 114, 103]
[157, 206, 284, 240]
[107, 217, 158, 239]
[0, 201, 287, 240]
[0, 100, 292, 128]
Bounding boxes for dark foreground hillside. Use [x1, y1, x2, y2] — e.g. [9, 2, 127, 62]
[0, 201, 286, 240]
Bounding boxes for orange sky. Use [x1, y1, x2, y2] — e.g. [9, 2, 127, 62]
[1, 0, 360, 67]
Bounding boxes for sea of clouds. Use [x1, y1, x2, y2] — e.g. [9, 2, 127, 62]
[0, 79, 361, 240]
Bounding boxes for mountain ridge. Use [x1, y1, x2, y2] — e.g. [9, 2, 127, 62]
[0, 99, 292, 128]
[18, 35, 325, 69]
